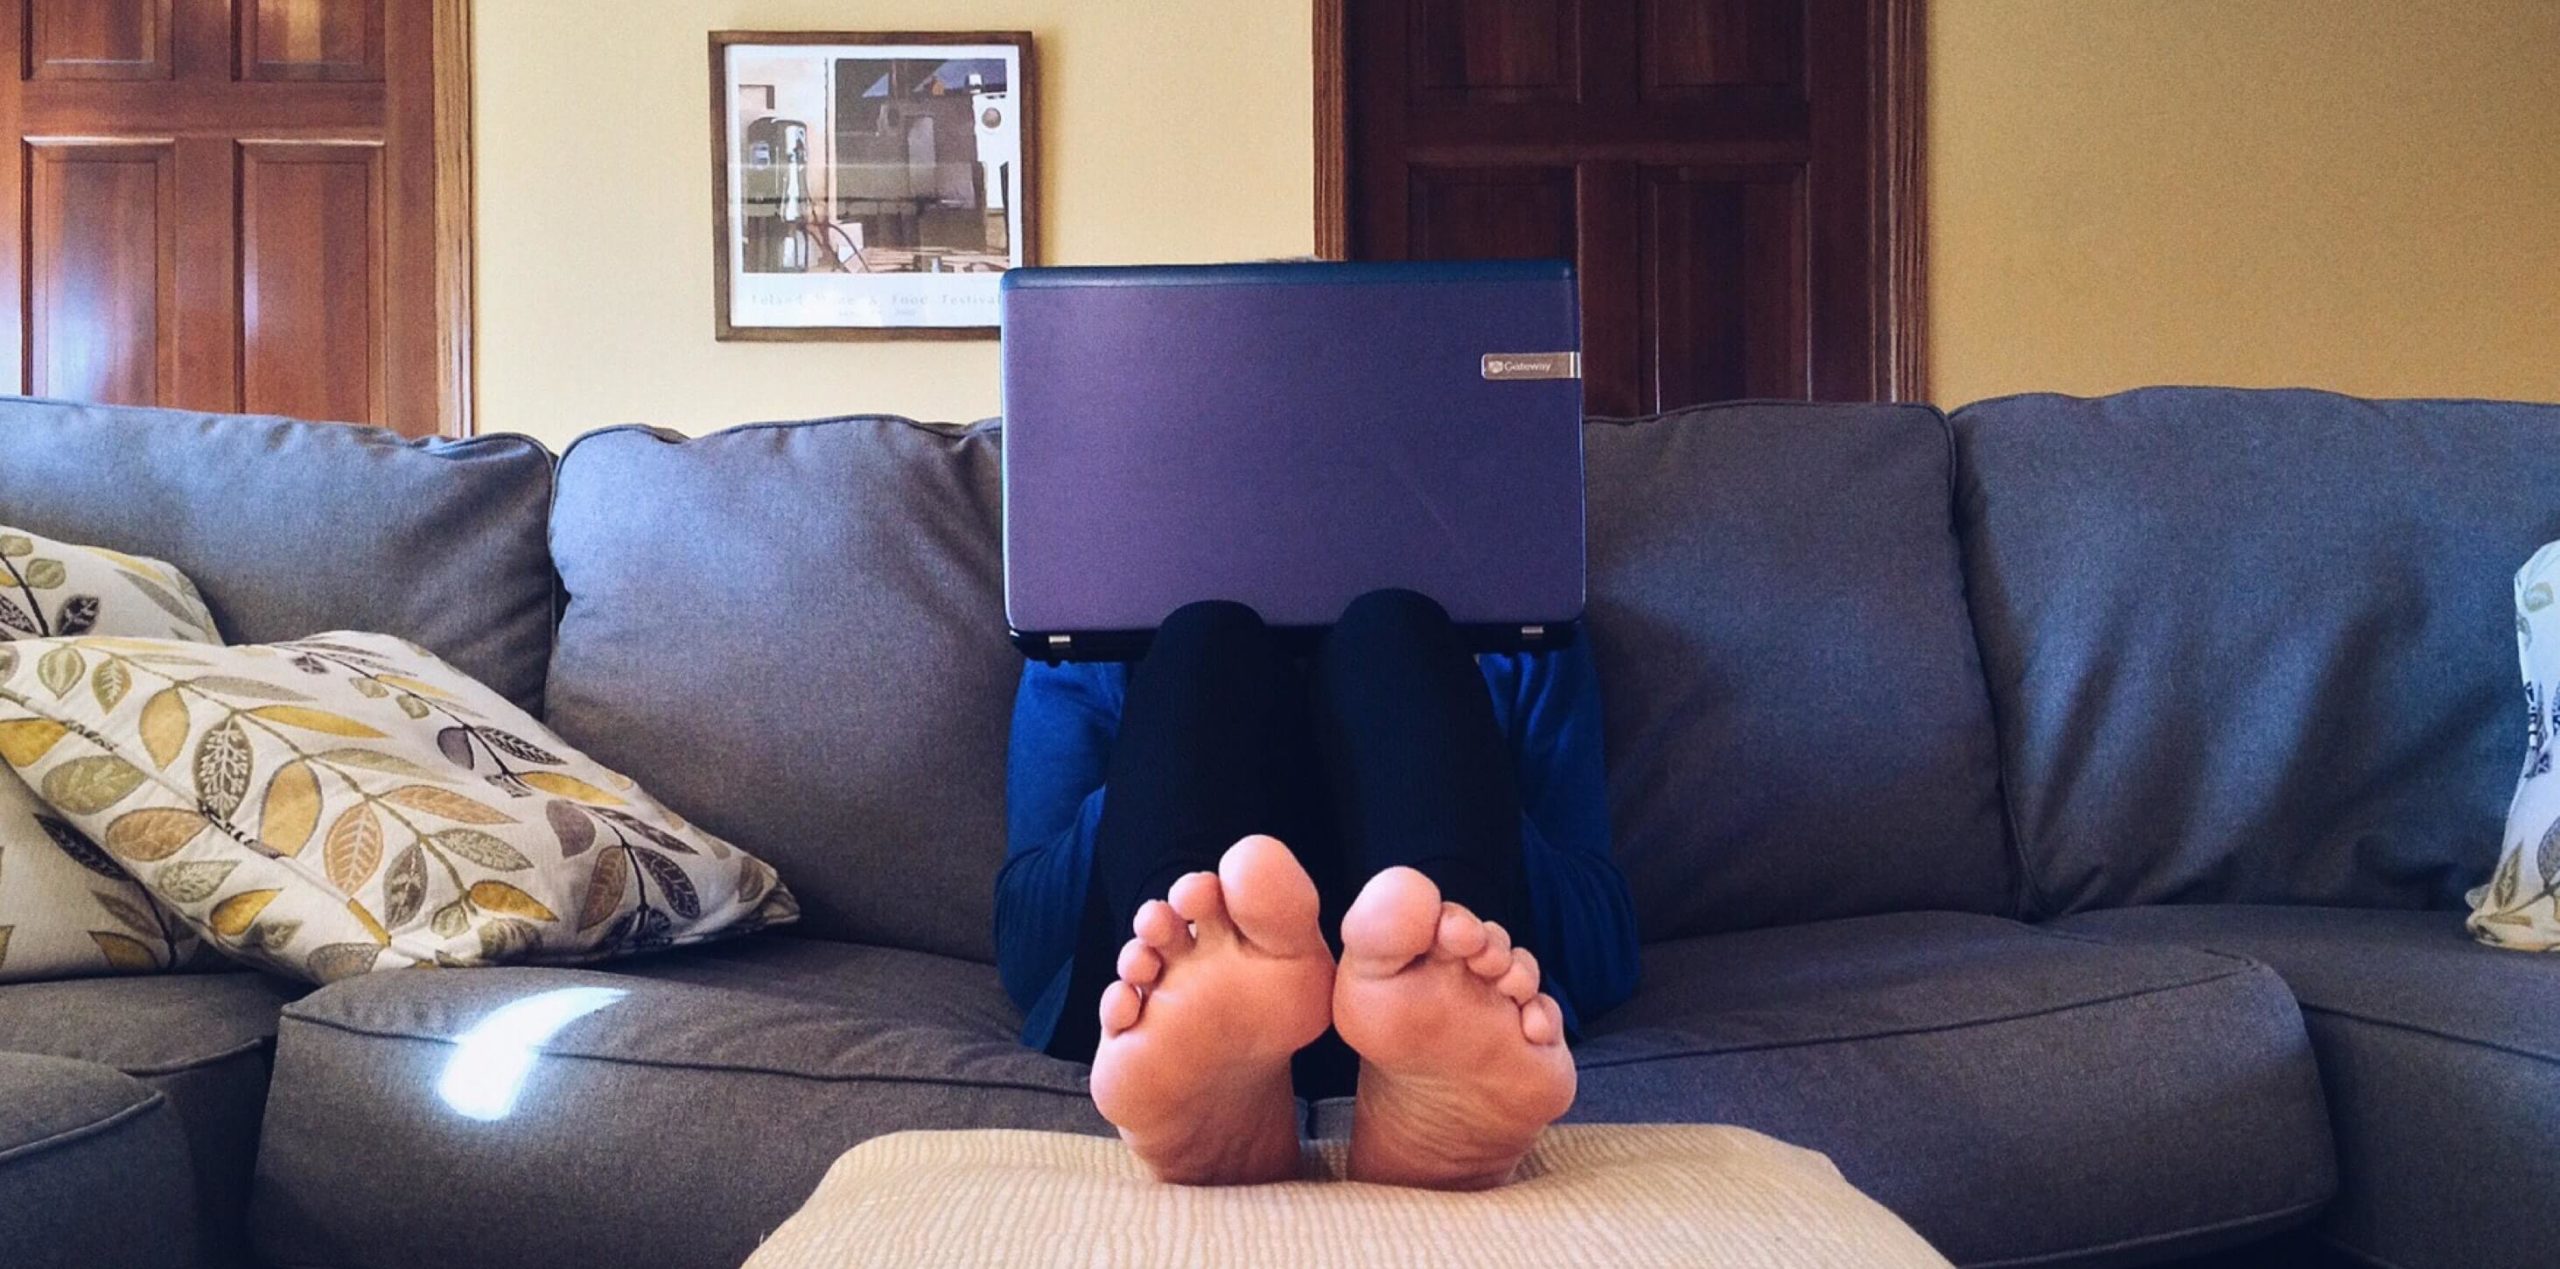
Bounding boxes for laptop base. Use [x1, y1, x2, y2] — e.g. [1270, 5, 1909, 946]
[1011, 621, 1581, 666]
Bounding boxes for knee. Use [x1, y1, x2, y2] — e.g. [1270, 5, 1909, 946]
[1334, 588, 1453, 641]
[1152, 598, 1270, 653]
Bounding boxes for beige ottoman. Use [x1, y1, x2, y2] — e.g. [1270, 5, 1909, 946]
[744, 1126, 1950, 1268]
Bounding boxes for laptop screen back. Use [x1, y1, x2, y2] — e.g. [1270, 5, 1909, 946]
[1001, 261, 1585, 659]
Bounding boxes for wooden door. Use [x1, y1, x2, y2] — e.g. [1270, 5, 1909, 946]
[1319, 0, 1924, 414]
[0, 0, 471, 436]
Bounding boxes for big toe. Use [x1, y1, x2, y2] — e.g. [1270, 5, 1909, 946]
[1212, 835, 1324, 951]
[1341, 866, 1445, 976]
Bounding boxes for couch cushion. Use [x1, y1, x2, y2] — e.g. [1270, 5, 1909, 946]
[0, 398, 557, 712]
[1954, 388, 2560, 914]
[254, 935, 1106, 1269]
[1584, 403, 2015, 939]
[546, 418, 1013, 961]
[1428, 911, 2335, 1267]
[0, 1051, 198, 1269]
[2059, 905, 2560, 1269]
[0, 971, 300, 1266]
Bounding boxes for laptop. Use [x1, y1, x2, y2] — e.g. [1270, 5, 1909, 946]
[1000, 260, 1586, 661]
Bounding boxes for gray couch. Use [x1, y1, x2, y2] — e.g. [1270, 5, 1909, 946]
[0, 388, 2552, 1269]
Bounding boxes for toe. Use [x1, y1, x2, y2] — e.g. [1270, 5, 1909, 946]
[1436, 903, 1489, 959]
[1495, 948, 1539, 1005]
[1340, 866, 1444, 976]
[1522, 993, 1563, 1046]
[1118, 937, 1164, 987]
[1465, 921, 1514, 978]
[1100, 980, 1143, 1037]
[1218, 836, 1327, 954]
[1133, 899, 1192, 952]
[1172, 869, 1228, 926]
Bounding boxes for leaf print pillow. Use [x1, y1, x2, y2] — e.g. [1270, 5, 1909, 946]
[2471, 538, 2560, 951]
[0, 630, 798, 983]
[0, 525, 219, 983]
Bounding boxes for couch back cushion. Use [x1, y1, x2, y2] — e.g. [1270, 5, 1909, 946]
[0, 398, 555, 711]
[546, 418, 1015, 961]
[1586, 403, 2015, 940]
[1953, 388, 2560, 914]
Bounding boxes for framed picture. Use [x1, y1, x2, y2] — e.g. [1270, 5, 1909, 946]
[710, 31, 1036, 340]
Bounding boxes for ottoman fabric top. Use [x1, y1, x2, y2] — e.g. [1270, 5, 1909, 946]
[745, 1125, 1950, 1269]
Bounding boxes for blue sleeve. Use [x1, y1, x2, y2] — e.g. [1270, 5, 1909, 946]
[1491, 638, 1641, 1031]
[995, 660, 1123, 1013]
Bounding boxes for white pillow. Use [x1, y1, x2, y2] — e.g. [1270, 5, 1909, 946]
[0, 526, 217, 982]
[0, 630, 797, 983]
[2469, 538, 2560, 950]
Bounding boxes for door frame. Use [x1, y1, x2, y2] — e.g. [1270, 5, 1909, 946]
[1311, 0, 1928, 403]
[404, 0, 476, 435]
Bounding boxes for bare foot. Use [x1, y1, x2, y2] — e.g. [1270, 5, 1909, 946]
[1088, 835, 1335, 1185]
[1333, 866, 1576, 1190]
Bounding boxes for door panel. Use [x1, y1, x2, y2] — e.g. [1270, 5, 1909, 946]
[28, 0, 172, 82]
[1640, 0, 1802, 93]
[26, 141, 173, 403]
[0, 0, 460, 435]
[1334, 0, 1916, 410]
[1408, 0, 1579, 104]
[1408, 166, 1577, 260]
[1642, 165, 1806, 403]
[240, 141, 381, 422]
[243, 0, 384, 83]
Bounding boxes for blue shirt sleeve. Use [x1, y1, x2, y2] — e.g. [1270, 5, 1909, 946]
[1484, 638, 1642, 1032]
[995, 660, 1123, 1016]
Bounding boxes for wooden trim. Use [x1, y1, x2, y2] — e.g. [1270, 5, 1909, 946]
[1874, 0, 1927, 402]
[380, 0, 470, 436]
[431, 0, 472, 434]
[708, 30, 1036, 342]
[1312, 0, 1348, 259]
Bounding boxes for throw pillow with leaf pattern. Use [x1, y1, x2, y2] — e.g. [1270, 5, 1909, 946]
[2471, 539, 2560, 951]
[0, 630, 797, 983]
[0, 524, 221, 982]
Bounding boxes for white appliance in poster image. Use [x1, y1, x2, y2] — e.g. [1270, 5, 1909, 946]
[973, 86, 1017, 218]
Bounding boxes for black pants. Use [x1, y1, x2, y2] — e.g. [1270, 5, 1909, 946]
[1048, 589, 1535, 1098]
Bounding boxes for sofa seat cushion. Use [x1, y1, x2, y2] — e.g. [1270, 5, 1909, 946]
[0, 972, 297, 1266]
[254, 934, 1107, 1269]
[0, 1051, 198, 1269]
[1442, 912, 2330, 1268]
[2058, 905, 2560, 1269]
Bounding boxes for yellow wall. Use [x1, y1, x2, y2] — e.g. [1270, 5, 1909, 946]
[1930, 0, 2560, 406]
[477, 1, 2560, 444]
[474, 1, 1314, 445]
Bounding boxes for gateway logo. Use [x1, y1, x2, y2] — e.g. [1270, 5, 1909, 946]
[1481, 352, 1581, 381]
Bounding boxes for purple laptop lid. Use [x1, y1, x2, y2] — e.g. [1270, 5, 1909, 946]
[1001, 261, 1584, 658]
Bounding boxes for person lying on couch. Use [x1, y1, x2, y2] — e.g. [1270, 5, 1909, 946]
[997, 589, 1641, 1189]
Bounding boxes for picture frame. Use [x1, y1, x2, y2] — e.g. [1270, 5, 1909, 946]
[709, 31, 1036, 341]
